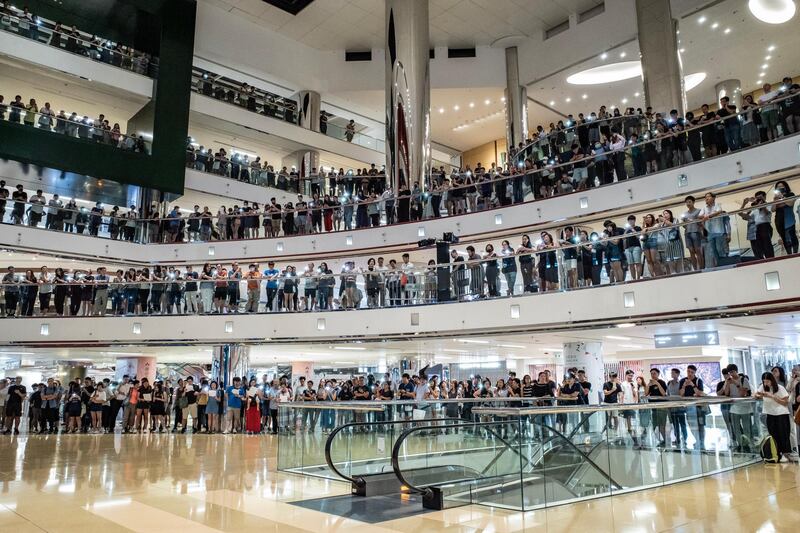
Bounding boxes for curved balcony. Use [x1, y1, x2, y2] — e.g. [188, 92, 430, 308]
[0, 245, 797, 345]
[2, 130, 799, 264]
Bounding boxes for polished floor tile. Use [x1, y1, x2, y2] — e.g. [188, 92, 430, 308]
[0, 433, 796, 532]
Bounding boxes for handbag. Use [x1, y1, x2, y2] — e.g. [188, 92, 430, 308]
[178, 395, 188, 409]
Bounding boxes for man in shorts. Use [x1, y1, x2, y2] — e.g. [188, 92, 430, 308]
[3, 376, 26, 435]
[681, 195, 704, 270]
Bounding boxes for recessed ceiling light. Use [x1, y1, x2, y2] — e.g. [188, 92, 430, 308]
[616, 323, 636, 328]
[438, 107, 444, 114]
[333, 346, 366, 351]
[453, 105, 459, 111]
[457, 339, 490, 344]
[734, 336, 756, 342]
[600, 52, 608, 59]
[565, 97, 571, 102]
[724, 27, 731, 34]
[443, 349, 469, 353]
[765, 55, 772, 60]
[698, 15, 707, 24]
[634, 91, 641, 97]
[469, 102, 475, 108]
[500, 96, 506, 102]
[679, 48, 686, 53]
[684, 72, 707, 91]
[567, 61, 643, 85]
[498, 344, 526, 349]
[621, 98, 628, 104]
[757, 79, 764, 84]
[759, 72, 766, 77]
[620, 344, 643, 349]
[549, 100, 555, 105]
[582, 94, 588, 99]
[484, 99, 490, 105]
[762, 63, 769, 69]
[605, 335, 631, 340]
[619, 51, 626, 58]
[748, 0, 796, 24]
[334, 361, 356, 365]
[711, 22, 719, 29]
[539, 347, 563, 352]
[768, 45, 776, 51]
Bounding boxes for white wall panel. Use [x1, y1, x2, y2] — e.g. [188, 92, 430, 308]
[0, 31, 154, 98]
[2, 134, 798, 264]
[184, 167, 296, 205]
[1, 254, 797, 344]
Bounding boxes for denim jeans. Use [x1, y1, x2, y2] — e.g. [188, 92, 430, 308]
[704, 234, 727, 267]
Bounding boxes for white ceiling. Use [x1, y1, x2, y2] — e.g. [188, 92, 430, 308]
[3, 312, 800, 370]
[202, 0, 604, 50]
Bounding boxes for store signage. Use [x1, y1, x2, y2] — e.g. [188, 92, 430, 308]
[654, 331, 719, 348]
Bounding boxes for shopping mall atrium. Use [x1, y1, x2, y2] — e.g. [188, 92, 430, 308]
[1, 0, 800, 530]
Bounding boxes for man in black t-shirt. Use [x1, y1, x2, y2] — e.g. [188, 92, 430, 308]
[576, 370, 592, 405]
[646, 368, 668, 446]
[11, 184, 26, 224]
[679, 364, 707, 450]
[531, 372, 555, 438]
[4, 377, 27, 434]
[603, 373, 622, 432]
[182, 377, 199, 433]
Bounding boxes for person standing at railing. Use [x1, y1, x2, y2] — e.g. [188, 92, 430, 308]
[10, 184, 26, 224]
[758, 83, 782, 141]
[26, 189, 45, 227]
[739, 192, 774, 260]
[679, 365, 707, 451]
[772, 181, 798, 255]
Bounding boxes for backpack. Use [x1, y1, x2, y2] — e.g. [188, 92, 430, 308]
[759, 434, 780, 463]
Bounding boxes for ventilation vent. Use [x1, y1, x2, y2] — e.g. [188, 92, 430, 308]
[578, 2, 605, 23]
[544, 19, 570, 40]
[429, 49, 435, 59]
[345, 50, 372, 62]
[447, 47, 476, 58]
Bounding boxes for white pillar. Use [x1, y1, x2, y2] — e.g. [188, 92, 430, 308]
[115, 357, 156, 384]
[562, 342, 604, 404]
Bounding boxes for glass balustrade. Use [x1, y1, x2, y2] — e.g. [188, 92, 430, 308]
[275, 398, 556, 481]
[0, 6, 157, 76]
[0, 195, 795, 318]
[392, 399, 763, 511]
[4, 93, 799, 246]
[191, 67, 385, 152]
[0, 105, 150, 152]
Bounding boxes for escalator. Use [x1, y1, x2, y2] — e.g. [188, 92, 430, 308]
[391, 415, 624, 511]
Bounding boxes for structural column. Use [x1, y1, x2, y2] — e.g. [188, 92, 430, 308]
[56, 363, 88, 384]
[635, 0, 685, 115]
[114, 357, 156, 384]
[296, 90, 321, 132]
[385, 0, 431, 192]
[291, 361, 315, 384]
[562, 342, 604, 405]
[715, 79, 742, 109]
[211, 344, 250, 388]
[504, 47, 528, 153]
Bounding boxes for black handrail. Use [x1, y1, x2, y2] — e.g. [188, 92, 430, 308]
[391, 419, 623, 498]
[323, 417, 461, 486]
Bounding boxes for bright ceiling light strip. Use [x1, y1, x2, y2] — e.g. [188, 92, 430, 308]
[457, 339, 490, 344]
[567, 61, 643, 85]
[333, 346, 367, 351]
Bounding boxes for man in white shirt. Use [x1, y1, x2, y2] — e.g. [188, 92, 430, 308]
[116, 377, 134, 432]
[376, 257, 389, 307]
[46, 194, 63, 230]
[400, 253, 415, 305]
[720, 364, 753, 451]
[701, 192, 727, 267]
[619, 370, 639, 444]
[758, 83, 780, 140]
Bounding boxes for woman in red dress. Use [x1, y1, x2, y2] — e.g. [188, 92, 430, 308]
[245, 377, 262, 434]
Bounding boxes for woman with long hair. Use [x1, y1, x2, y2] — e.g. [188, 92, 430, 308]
[89, 382, 106, 433]
[773, 180, 798, 255]
[206, 381, 221, 433]
[661, 209, 684, 274]
[135, 378, 153, 433]
[517, 234, 535, 293]
[756, 371, 794, 461]
[151, 381, 167, 432]
[245, 378, 262, 434]
[537, 232, 559, 292]
[641, 214, 663, 277]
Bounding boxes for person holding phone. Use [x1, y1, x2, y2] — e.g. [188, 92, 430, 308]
[756, 372, 794, 461]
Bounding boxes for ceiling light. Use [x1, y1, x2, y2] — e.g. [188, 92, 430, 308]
[567, 61, 643, 85]
[616, 323, 636, 328]
[605, 335, 631, 341]
[634, 91, 641, 97]
[582, 94, 588, 99]
[698, 16, 707, 24]
[748, 0, 796, 24]
[684, 72, 707, 91]
[457, 339, 490, 344]
[469, 102, 475, 108]
[620, 51, 627, 58]
[334, 346, 366, 351]
[711, 22, 719, 29]
[438, 107, 444, 114]
[768, 45, 776, 51]
[679, 48, 686, 53]
[498, 344, 526, 349]
[539, 347, 563, 352]
[620, 344, 643, 349]
[443, 349, 469, 354]
[621, 98, 628, 104]
[760, 72, 766, 77]
[549, 100, 555, 105]
[500, 96, 506, 102]
[333, 361, 356, 365]
[453, 105, 460, 111]
[484, 99, 491, 105]
[765, 55, 772, 60]
[762, 63, 769, 69]
[757, 79, 764, 84]
[724, 27, 732, 34]
[734, 336, 756, 342]
[565, 97, 571, 102]
[600, 52, 608, 59]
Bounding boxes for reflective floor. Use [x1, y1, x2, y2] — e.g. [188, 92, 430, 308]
[0, 433, 797, 532]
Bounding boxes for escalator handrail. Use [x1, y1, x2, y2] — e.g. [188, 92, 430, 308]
[391, 419, 623, 497]
[323, 417, 461, 485]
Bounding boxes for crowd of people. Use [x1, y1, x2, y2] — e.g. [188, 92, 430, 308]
[0, 92, 149, 152]
[0, 364, 797, 461]
[0, 2, 155, 74]
[1, 182, 799, 317]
